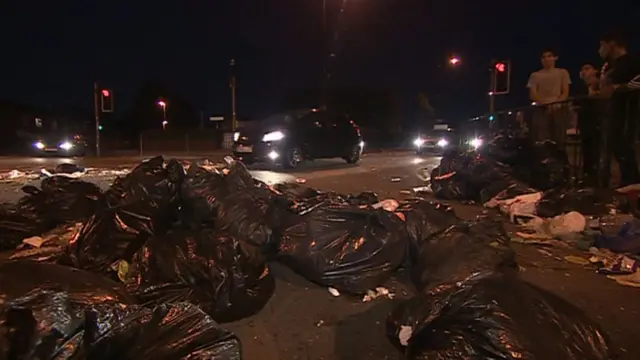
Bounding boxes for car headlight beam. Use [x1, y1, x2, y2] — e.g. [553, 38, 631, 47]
[468, 138, 483, 149]
[34, 141, 45, 149]
[59, 141, 73, 150]
[262, 131, 285, 142]
[437, 139, 448, 147]
[413, 138, 425, 147]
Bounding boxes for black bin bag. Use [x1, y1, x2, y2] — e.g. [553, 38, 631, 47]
[180, 164, 228, 228]
[62, 202, 157, 276]
[396, 198, 458, 264]
[105, 156, 184, 215]
[411, 218, 516, 291]
[39, 176, 106, 225]
[65, 302, 242, 360]
[126, 229, 274, 323]
[387, 272, 615, 360]
[0, 261, 135, 359]
[0, 189, 50, 251]
[277, 206, 409, 294]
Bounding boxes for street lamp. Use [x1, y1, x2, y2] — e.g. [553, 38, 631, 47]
[157, 100, 167, 130]
[449, 56, 461, 65]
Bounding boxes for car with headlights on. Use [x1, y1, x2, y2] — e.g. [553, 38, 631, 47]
[30, 133, 88, 157]
[413, 125, 461, 155]
[232, 109, 364, 168]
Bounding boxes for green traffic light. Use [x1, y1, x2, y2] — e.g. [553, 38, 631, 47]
[489, 115, 494, 121]
[98, 125, 103, 130]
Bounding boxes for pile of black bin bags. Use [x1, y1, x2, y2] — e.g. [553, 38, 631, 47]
[430, 132, 570, 202]
[0, 155, 617, 359]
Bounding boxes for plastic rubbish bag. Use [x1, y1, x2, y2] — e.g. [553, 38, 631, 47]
[216, 188, 282, 251]
[410, 218, 516, 291]
[0, 194, 49, 251]
[105, 156, 184, 213]
[395, 198, 458, 264]
[0, 261, 134, 358]
[524, 140, 570, 190]
[39, 176, 106, 225]
[536, 187, 623, 218]
[387, 272, 615, 360]
[0, 261, 134, 305]
[277, 206, 408, 294]
[0, 292, 131, 359]
[62, 203, 157, 276]
[126, 229, 274, 323]
[65, 302, 242, 359]
[596, 217, 640, 253]
[180, 164, 227, 228]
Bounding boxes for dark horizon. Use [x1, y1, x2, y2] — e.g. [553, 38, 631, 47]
[1, 0, 638, 122]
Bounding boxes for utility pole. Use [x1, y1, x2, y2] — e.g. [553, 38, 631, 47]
[230, 58, 237, 131]
[321, 0, 327, 108]
[93, 82, 101, 157]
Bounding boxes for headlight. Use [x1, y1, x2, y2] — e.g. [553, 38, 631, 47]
[59, 141, 73, 150]
[413, 138, 425, 147]
[233, 132, 240, 142]
[468, 138, 483, 148]
[34, 141, 45, 149]
[437, 139, 449, 147]
[262, 131, 285, 142]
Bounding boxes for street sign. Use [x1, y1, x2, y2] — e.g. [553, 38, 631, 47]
[209, 116, 224, 122]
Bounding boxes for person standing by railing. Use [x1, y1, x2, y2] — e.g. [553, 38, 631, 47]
[598, 29, 640, 187]
[577, 62, 602, 184]
[527, 49, 572, 146]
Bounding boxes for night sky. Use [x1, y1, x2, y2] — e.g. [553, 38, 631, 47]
[1, 0, 638, 122]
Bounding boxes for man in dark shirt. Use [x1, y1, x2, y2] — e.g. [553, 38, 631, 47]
[599, 29, 640, 187]
[577, 62, 602, 184]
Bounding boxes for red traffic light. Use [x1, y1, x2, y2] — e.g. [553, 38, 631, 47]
[101, 89, 111, 97]
[495, 63, 506, 72]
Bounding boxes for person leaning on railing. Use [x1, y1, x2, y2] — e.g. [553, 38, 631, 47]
[596, 29, 640, 187]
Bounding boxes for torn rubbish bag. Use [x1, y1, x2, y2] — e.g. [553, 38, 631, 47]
[386, 272, 615, 360]
[125, 230, 274, 323]
[62, 203, 156, 276]
[277, 206, 408, 294]
[65, 302, 242, 360]
[410, 218, 516, 291]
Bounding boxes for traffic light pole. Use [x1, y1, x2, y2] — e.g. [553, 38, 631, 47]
[93, 82, 101, 157]
[230, 59, 237, 131]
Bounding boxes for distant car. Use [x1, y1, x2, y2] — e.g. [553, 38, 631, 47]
[413, 125, 461, 154]
[232, 109, 364, 168]
[30, 133, 88, 157]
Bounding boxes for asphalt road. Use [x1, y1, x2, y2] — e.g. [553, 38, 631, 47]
[1, 151, 639, 359]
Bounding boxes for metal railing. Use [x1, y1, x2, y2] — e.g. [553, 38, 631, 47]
[467, 88, 640, 188]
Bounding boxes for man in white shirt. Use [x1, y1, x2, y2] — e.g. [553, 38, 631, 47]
[527, 49, 572, 145]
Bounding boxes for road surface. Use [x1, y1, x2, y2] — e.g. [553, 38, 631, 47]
[0, 151, 638, 359]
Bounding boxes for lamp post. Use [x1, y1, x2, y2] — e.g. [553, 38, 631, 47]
[157, 100, 167, 130]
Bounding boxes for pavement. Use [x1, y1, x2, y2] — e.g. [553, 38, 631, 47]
[1, 151, 639, 359]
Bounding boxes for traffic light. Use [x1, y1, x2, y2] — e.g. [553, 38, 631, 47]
[100, 89, 114, 112]
[491, 60, 511, 95]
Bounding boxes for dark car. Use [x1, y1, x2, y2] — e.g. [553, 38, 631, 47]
[232, 109, 363, 168]
[30, 133, 88, 157]
[413, 125, 460, 154]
